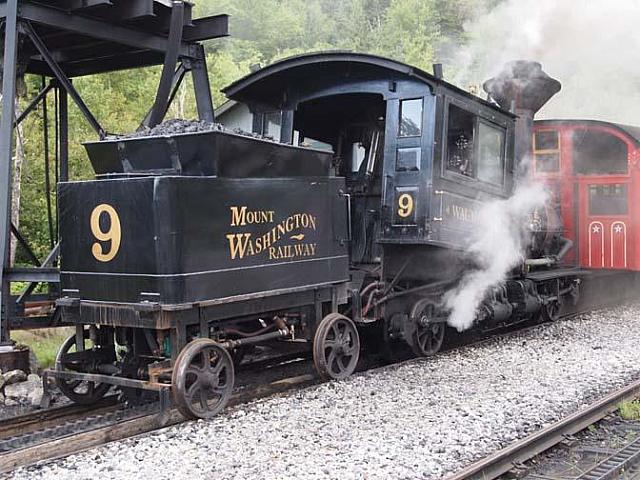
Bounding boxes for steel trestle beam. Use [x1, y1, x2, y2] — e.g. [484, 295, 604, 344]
[146, 0, 185, 128]
[14, 82, 54, 126]
[0, 3, 197, 58]
[23, 21, 106, 138]
[191, 45, 215, 123]
[140, 63, 188, 130]
[0, 0, 20, 344]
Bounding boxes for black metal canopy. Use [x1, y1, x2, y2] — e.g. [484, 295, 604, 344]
[223, 51, 507, 114]
[0, 0, 228, 77]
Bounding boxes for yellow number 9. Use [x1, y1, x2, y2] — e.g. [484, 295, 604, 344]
[397, 193, 414, 218]
[90, 204, 121, 262]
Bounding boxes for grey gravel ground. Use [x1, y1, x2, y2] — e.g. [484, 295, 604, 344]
[8, 304, 640, 480]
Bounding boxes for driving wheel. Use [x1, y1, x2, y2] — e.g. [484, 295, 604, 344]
[409, 301, 445, 357]
[541, 299, 561, 322]
[172, 338, 234, 420]
[313, 313, 360, 381]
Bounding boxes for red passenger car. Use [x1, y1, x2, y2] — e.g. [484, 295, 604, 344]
[533, 120, 640, 270]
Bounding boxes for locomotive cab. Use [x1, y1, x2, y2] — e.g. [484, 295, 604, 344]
[224, 52, 516, 285]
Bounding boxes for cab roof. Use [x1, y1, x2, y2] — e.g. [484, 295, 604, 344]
[535, 119, 640, 146]
[222, 51, 511, 116]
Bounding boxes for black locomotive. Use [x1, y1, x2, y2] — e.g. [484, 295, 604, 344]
[49, 53, 579, 419]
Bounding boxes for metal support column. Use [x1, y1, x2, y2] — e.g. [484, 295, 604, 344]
[0, 0, 20, 345]
[280, 110, 294, 145]
[146, 0, 184, 128]
[139, 63, 188, 130]
[59, 87, 69, 182]
[252, 112, 264, 136]
[191, 45, 215, 123]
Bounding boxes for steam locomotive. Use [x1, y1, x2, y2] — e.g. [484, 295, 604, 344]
[50, 53, 589, 419]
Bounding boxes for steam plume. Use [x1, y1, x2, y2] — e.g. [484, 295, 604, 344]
[444, 182, 548, 331]
[449, 0, 640, 124]
[439, 0, 637, 330]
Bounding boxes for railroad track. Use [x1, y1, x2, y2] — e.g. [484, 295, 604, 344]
[444, 378, 640, 480]
[0, 297, 628, 475]
[0, 395, 119, 440]
[0, 369, 318, 473]
[576, 436, 640, 480]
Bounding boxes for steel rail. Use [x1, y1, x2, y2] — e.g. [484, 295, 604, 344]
[444, 378, 640, 480]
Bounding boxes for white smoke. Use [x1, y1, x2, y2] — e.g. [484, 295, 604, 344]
[449, 0, 640, 124]
[444, 182, 548, 331]
[440, 0, 639, 330]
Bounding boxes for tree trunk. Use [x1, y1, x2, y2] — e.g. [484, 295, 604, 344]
[169, 83, 188, 119]
[10, 101, 25, 267]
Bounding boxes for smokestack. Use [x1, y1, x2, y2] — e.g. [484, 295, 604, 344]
[483, 61, 561, 170]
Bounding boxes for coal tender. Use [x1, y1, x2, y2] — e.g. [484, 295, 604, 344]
[51, 53, 579, 419]
[55, 126, 351, 418]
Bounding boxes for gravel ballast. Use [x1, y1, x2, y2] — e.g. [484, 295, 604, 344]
[9, 304, 640, 480]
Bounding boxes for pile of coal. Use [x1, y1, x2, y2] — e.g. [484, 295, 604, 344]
[127, 119, 225, 138]
[108, 119, 275, 142]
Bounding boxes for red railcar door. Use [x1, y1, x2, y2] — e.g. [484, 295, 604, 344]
[579, 182, 629, 269]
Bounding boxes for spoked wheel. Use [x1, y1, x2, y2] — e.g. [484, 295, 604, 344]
[541, 299, 561, 322]
[172, 339, 235, 420]
[313, 313, 360, 381]
[409, 301, 446, 357]
[55, 331, 112, 405]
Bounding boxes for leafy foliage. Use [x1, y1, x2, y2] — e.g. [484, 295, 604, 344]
[14, 0, 493, 265]
[620, 400, 640, 421]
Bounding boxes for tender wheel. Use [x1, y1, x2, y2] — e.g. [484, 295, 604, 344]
[313, 313, 360, 381]
[55, 331, 111, 405]
[409, 301, 445, 357]
[172, 339, 234, 420]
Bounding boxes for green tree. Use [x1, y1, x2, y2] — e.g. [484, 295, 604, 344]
[13, 0, 503, 264]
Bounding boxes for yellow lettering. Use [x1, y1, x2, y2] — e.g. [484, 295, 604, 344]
[397, 193, 414, 218]
[230, 206, 247, 227]
[226, 233, 252, 259]
[285, 217, 295, 232]
[90, 204, 121, 263]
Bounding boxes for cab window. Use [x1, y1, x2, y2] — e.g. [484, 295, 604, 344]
[574, 130, 628, 175]
[534, 130, 560, 173]
[399, 98, 423, 137]
[446, 103, 506, 185]
[446, 104, 474, 177]
[589, 184, 628, 215]
[477, 121, 505, 185]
